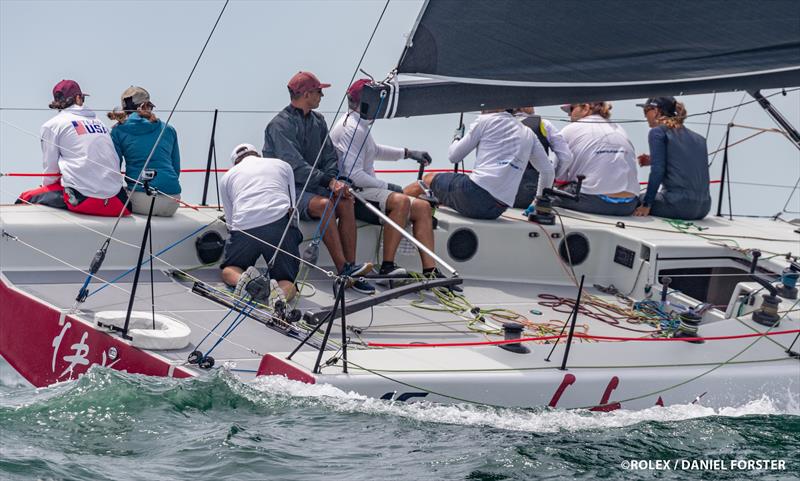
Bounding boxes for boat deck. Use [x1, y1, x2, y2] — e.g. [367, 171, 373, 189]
[2, 204, 798, 408]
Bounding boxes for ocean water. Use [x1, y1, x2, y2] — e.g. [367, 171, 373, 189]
[0, 361, 798, 481]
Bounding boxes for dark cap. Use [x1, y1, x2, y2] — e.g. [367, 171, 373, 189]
[346, 78, 371, 105]
[52, 79, 87, 100]
[636, 96, 677, 116]
[288, 71, 331, 95]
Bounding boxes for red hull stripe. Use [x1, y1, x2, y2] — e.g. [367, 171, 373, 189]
[256, 354, 315, 384]
[0, 277, 193, 387]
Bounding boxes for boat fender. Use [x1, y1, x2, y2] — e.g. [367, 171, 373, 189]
[94, 311, 191, 350]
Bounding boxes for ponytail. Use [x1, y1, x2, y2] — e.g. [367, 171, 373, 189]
[49, 96, 76, 110]
[107, 103, 158, 124]
[660, 102, 687, 129]
[589, 102, 612, 119]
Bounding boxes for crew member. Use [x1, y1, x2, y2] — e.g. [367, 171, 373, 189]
[634, 97, 711, 220]
[331, 79, 453, 285]
[109, 86, 182, 216]
[17, 80, 129, 217]
[263, 71, 374, 294]
[553, 102, 639, 216]
[405, 109, 553, 220]
[220, 143, 302, 305]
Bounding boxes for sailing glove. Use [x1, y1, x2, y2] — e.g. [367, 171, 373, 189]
[406, 149, 432, 166]
[523, 204, 536, 218]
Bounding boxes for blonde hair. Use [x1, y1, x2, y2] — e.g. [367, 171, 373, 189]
[588, 102, 612, 119]
[658, 101, 687, 129]
[107, 104, 157, 124]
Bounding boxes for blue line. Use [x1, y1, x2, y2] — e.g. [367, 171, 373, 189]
[314, 95, 386, 246]
[89, 219, 217, 297]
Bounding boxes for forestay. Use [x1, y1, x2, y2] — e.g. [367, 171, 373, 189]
[360, 0, 800, 118]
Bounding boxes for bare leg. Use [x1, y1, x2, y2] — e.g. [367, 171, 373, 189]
[382, 193, 411, 263]
[222, 266, 244, 287]
[409, 199, 436, 269]
[278, 280, 297, 301]
[404, 172, 437, 197]
[308, 195, 346, 272]
[335, 195, 357, 265]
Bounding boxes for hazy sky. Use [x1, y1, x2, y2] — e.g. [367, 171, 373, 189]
[1, 0, 798, 216]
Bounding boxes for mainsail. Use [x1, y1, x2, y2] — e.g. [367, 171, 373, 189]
[360, 0, 800, 118]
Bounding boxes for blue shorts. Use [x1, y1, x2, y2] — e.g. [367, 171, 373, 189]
[430, 173, 506, 220]
[220, 215, 302, 282]
[296, 191, 321, 222]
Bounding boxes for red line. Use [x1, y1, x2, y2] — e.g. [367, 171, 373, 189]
[2, 173, 61, 177]
[366, 329, 800, 348]
[2, 170, 724, 186]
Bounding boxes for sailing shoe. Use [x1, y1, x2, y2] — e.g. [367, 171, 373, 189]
[233, 266, 262, 300]
[339, 262, 376, 294]
[350, 277, 377, 295]
[377, 262, 408, 287]
[426, 267, 463, 293]
[342, 261, 373, 278]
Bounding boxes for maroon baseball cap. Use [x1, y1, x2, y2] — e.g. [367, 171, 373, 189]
[346, 78, 371, 105]
[52, 80, 87, 100]
[287, 71, 331, 95]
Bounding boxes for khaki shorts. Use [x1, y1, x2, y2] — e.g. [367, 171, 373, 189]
[130, 191, 180, 217]
[359, 187, 393, 212]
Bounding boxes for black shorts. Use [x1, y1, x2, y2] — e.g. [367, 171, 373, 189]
[220, 216, 303, 282]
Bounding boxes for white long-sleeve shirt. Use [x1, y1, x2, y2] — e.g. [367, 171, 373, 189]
[330, 110, 405, 190]
[40, 105, 124, 198]
[448, 112, 554, 206]
[557, 115, 639, 195]
[220, 155, 296, 231]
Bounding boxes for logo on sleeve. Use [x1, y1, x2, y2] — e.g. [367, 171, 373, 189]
[71, 120, 108, 135]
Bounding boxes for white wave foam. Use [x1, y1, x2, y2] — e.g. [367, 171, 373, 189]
[248, 376, 797, 433]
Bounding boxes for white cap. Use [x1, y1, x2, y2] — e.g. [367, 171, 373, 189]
[230, 143, 259, 165]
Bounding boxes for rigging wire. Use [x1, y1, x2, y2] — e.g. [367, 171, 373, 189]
[270, 0, 392, 262]
[74, 0, 231, 306]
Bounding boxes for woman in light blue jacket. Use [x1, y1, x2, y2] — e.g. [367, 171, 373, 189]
[109, 86, 181, 216]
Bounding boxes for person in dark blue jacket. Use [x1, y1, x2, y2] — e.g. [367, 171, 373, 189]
[634, 97, 711, 220]
[109, 86, 181, 216]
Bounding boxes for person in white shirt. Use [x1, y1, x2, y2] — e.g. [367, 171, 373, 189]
[330, 79, 443, 281]
[512, 107, 574, 208]
[553, 102, 639, 216]
[405, 110, 553, 220]
[220, 144, 302, 303]
[16, 80, 129, 217]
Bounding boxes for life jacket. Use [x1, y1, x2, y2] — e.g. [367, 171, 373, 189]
[520, 115, 550, 154]
[513, 115, 550, 208]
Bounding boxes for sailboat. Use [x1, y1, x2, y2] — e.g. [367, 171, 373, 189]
[1, 0, 799, 410]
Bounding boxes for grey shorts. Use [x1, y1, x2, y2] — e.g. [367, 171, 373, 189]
[129, 191, 180, 217]
[430, 173, 506, 220]
[220, 215, 302, 282]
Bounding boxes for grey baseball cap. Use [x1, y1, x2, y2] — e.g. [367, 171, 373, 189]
[120, 86, 153, 110]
